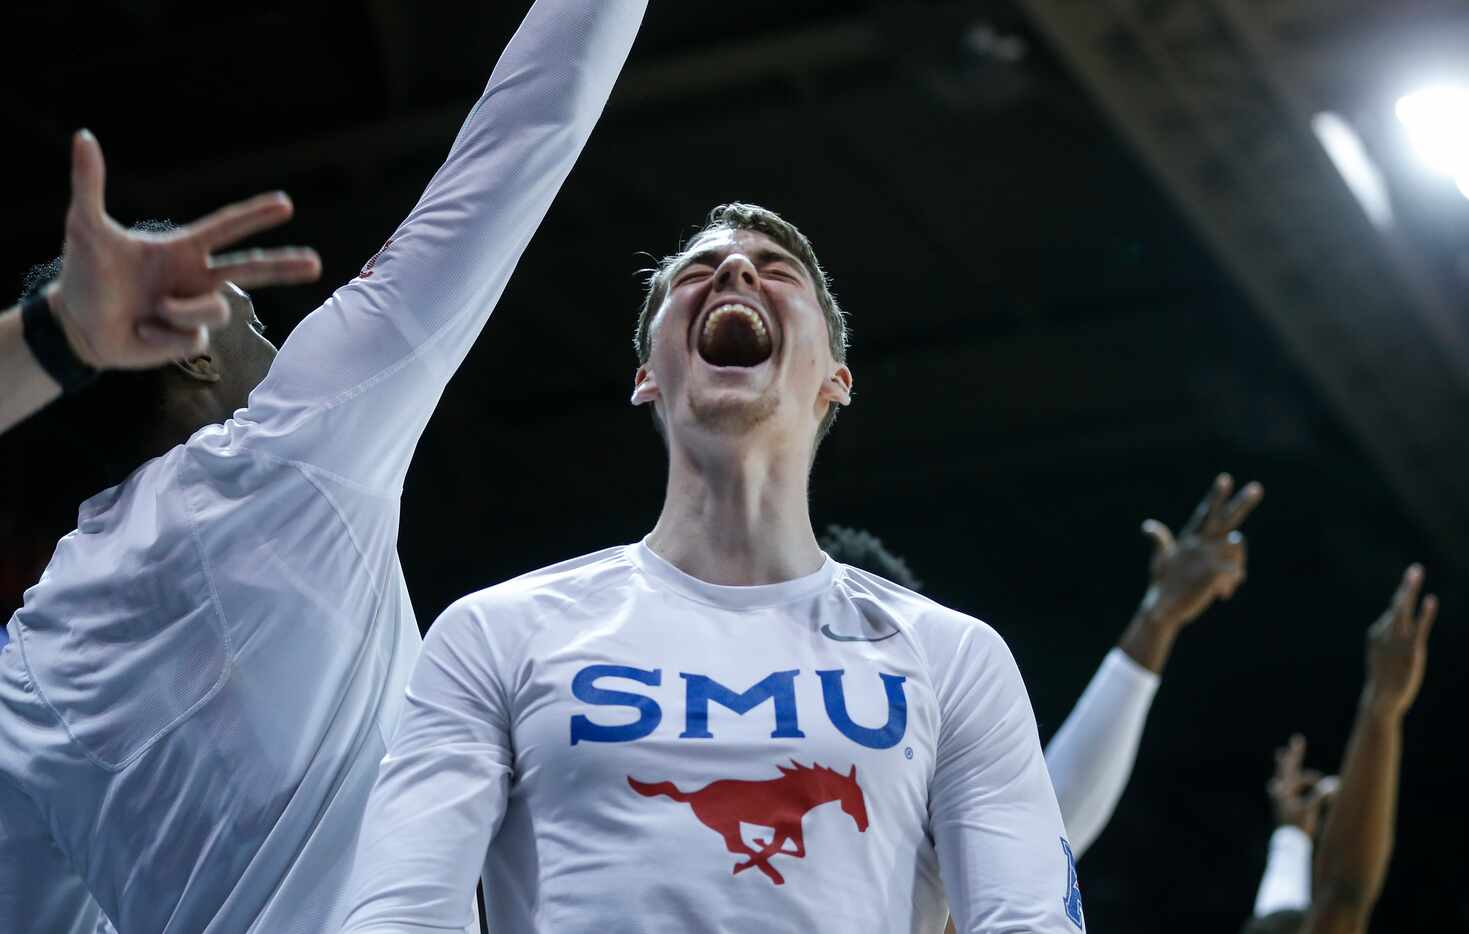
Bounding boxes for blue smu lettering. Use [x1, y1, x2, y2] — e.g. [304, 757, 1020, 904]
[570, 665, 662, 745]
[569, 666, 908, 750]
[679, 669, 806, 739]
[1061, 837, 1084, 929]
[816, 669, 908, 749]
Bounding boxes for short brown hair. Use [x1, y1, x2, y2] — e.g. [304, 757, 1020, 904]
[633, 203, 850, 446]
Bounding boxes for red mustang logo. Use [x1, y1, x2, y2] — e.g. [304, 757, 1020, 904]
[628, 761, 868, 885]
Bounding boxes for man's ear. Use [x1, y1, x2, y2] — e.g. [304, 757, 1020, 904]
[173, 354, 222, 384]
[631, 364, 661, 406]
[819, 363, 853, 407]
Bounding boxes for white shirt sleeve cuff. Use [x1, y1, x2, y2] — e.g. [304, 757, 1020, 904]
[1253, 825, 1313, 916]
[1100, 647, 1162, 693]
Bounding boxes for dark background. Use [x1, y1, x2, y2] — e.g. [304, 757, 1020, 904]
[3, 1, 1467, 930]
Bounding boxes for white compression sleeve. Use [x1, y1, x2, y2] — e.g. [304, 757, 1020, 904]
[1043, 648, 1161, 858]
[1252, 826, 1313, 916]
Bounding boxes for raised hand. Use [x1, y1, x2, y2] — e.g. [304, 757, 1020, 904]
[1362, 565, 1438, 719]
[1138, 473, 1264, 632]
[1297, 566, 1438, 934]
[1267, 734, 1338, 837]
[48, 129, 321, 368]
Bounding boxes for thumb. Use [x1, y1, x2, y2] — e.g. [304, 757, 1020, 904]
[70, 129, 107, 220]
[137, 321, 209, 362]
[1141, 519, 1175, 556]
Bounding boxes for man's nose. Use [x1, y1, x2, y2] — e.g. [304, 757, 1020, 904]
[713, 253, 759, 292]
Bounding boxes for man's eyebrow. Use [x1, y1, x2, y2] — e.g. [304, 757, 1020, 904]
[751, 248, 810, 281]
[668, 245, 811, 282]
[670, 248, 724, 275]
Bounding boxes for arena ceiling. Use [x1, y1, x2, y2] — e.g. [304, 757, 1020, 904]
[5, 1, 1467, 929]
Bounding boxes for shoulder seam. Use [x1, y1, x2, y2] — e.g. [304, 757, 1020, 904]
[233, 445, 403, 499]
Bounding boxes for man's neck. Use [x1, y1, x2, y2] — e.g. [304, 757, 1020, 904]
[646, 437, 824, 586]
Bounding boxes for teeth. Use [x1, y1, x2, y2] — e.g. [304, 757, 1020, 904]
[702, 304, 768, 341]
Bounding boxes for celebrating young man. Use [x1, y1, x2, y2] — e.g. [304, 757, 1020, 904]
[0, 2, 646, 931]
[342, 205, 1084, 933]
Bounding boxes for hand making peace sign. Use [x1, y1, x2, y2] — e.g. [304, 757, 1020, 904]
[47, 129, 322, 368]
[1362, 565, 1438, 719]
[1138, 472, 1265, 632]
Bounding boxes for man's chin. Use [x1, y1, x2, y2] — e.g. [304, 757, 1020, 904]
[687, 389, 779, 435]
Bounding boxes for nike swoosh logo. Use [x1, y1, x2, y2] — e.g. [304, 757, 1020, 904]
[820, 623, 900, 643]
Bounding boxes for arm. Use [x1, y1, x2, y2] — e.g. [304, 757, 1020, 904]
[0, 303, 60, 435]
[1042, 648, 1158, 857]
[1303, 566, 1437, 934]
[1042, 474, 1262, 856]
[239, 0, 648, 493]
[931, 623, 1083, 933]
[340, 602, 511, 933]
[1304, 715, 1402, 934]
[0, 131, 319, 436]
[0, 775, 112, 934]
[1253, 735, 1336, 916]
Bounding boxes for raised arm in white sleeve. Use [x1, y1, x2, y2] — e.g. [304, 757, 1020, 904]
[930, 622, 1086, 933]
[1043, 647, 1160, 858]
[236, 0, 648, 493]
[340, 601, 510, 934]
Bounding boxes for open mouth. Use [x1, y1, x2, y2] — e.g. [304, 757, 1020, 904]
[697, 303, 773, 368]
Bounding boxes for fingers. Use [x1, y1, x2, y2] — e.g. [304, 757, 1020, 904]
[1207, 531, 1247, 598]
[159, 293, 231, 330]
[208, 246, 322, 289]
[1283, 733, 1305, 772]
[1389, 565, 1437, 644]
[1392, 564, 1425, 632]
[69, 129, 107, 221]
[187, 191, 295, 252]
[1184, 473, 1233, 536]
[1418, 593, 1439, 643]
[1140, 519, 1175, 557]
[1217, 482, 1264, 533]
[136, 319, 209, 360]
[1216, 531, 1246, 568]
[1272, 734, 1305, 783]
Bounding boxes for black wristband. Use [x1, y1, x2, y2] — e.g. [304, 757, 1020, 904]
[21, 291, 98, 394]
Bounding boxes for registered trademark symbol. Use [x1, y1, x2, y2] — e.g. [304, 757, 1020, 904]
[904, 746, 914, 760]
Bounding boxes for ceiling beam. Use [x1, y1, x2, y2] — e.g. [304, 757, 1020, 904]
[1015, 0, 1469, 567]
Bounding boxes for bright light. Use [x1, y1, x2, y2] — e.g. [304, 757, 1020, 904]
[1396, 85, 1469, 200]
[1312, 112, 1395, 229]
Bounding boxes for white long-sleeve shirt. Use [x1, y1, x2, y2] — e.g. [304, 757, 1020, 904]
[0, 3, 644, 931]
[1253, 825, 1313, 916]
[342, 544, 1086, 934]
[1044, 647, 1161, 858]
